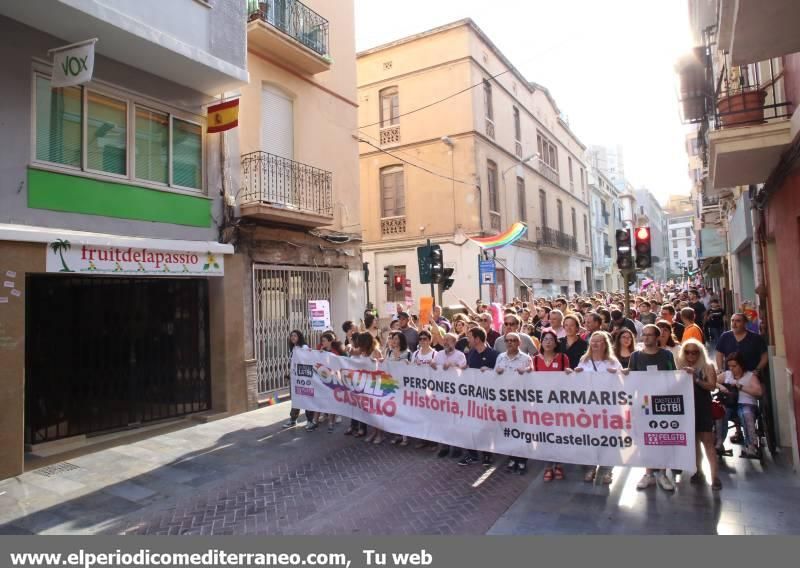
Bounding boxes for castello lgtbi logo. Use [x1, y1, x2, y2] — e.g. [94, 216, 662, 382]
[642, 395, 685, 416]
[295, 362, 399, 417]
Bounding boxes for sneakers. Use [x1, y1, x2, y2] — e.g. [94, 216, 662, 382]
[656, 471, 675, 492]
[711, 478, 723, 491]
[305, 421, 318, 432]
[458, 455, 478, 466]
[506, 459, 517, 472]
[282, 420, 296, 428]
[482, 454, 493, 467]
[636, 473, 656, 490]
[516, 462, 527, 475]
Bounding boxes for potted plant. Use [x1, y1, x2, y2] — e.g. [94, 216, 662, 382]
[716, 65, 767, 127]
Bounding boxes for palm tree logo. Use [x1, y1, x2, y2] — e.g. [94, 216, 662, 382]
[50, 239, 73, 272]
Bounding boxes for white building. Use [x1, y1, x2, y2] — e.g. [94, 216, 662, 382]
[587, 144, 625, 189]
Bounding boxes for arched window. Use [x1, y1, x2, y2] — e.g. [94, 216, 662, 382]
[379, 87, 399, 128]
[380, 165, 405, 217]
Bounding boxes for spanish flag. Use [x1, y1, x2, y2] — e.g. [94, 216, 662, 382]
[207, 98, 239, 133]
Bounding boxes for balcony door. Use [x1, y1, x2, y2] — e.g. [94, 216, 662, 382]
[261, 85, 295, 207]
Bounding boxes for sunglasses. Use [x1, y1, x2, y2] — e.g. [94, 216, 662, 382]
[504, 321, 519, 326]
[684, 350, 700, 355]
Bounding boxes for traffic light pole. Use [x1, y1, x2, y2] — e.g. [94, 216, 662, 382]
[623, 268, 634, 316]
[427, 238, 435, 299]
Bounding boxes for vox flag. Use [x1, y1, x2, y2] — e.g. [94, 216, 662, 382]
[207, 99, 240, 133]
[50, 39, 97, 88]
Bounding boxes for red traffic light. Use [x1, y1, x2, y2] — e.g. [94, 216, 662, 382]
[635, 227, 650, 241]
[393, 275, 404, 290]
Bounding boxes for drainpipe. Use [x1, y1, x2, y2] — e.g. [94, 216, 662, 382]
[749, 185, 769, 340]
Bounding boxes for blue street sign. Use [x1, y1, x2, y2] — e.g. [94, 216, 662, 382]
[479, 259, 496, 285]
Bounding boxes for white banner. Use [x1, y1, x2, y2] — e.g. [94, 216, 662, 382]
[51, 40, 96, 88]
[46, 240, 224, 276]
[291, 350, 696, 470]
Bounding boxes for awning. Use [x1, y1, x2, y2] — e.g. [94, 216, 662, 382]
[701, 257, 724, 278]
[0, 223, 233, 254]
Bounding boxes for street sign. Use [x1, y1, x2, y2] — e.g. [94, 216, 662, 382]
[479, 259, 496, 285]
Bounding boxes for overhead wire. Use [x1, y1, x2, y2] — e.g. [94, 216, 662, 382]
[357, 138, 477, 186]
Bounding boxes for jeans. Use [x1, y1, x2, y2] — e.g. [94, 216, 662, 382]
[716, 404, 758, 450]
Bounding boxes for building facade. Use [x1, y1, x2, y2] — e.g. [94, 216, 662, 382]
[236, 0, 363, 401]
[681, 0, 800, 462]
[588, 165, 624, 291]
[357, 19, 592, 311]
[0, 0, 248, 479]
[586, 144, 625, 190]
[665, 194, 698, 277]
[633, 188, 670, 282]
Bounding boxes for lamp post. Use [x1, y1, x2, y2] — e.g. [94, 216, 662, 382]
[618, 192, 636, 314]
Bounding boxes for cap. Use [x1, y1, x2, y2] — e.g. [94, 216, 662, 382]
[398, 311, 410, 318]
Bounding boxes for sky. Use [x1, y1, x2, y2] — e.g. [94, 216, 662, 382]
[354, 0, 694, 205]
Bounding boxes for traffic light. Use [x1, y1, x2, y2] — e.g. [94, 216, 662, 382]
[441, 267, 455, 291]
[417, 244, 437, 284]
[430, 248, 444, 283]
[393, 274, 404, 291]
[634, 226, 652, 269]
[383, 265, 395, 287]
[615, 228, 633, 270]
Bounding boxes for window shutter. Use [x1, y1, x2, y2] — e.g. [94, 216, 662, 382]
[261, 86, 294, 160]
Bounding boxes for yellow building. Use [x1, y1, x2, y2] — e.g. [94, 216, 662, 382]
[232, 0, 363, 401]
[357, 19, 592, 310]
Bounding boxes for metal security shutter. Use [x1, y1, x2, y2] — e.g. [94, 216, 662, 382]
[261, 86, 294, 160]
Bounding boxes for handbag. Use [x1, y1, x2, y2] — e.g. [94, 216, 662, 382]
[711, 400, 726, 420]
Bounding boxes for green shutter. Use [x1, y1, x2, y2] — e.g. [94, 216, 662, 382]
[172, 118, 202, 189]
[86, 91, 127, 175]
[35, 76, 82, 167]
[135, 106, 169, 184]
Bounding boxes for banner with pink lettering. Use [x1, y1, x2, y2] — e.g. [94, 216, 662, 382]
[290, 350, 696, 470]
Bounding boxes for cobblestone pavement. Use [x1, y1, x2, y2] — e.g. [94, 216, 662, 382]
[2, 402, 799, 535]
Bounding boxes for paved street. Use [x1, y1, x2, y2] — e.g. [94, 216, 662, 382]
[1, 403, 799, 535]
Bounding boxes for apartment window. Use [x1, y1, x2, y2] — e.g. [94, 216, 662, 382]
[556, 199, 564, 233]
[379, 86, 399, 128]
[674, 250, 679, 259]
[571, 207, 577, 238]
[380, 165, 405, 217]
[539, 189, 547, 228]
[537, 131, 558, 171]
[685, 227, 691, 237]
[483, 80, 493, 120]
[580, 168, 585, 194]
[672, 229, 677, 238]
[517, 177, 526, 223]
[583, 214, 589, 250]
[687, 248, 693, 258]
[34, 74, 203, 190]
[513, 106, 521, 142]
[486, 160, 500, 228]
[688, 260, 694, 270]
[568, 157, 574, 187]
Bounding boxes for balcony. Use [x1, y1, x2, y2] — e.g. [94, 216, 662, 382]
[534, 157, 560, 186]
[381, 216, 406, 237]
[240, 151, 333, 228]
[536, 226, 577, 254]
[247, 0, 331, 75]
[707, 57, 793, 189]
[380, 125, 401, 146]
[718, 0, 800, 66]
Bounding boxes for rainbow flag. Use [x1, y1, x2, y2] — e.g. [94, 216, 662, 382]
[468, 222, 527, 250]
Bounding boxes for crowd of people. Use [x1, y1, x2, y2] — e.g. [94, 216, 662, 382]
[285, 284, 769, 493]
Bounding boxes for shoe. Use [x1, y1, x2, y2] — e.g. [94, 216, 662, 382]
[517, 463, 527, 475]
[482, 455, 493, 467]
[458, 455, 477, 466]
[414, 441, 428, 449]
[711, 478, 723, 491]
[584, 468, 596, 483]
[553, 466, 565, 481]
[636, 473, 655, 490]
[690, 472, 706, 485]
[364, 432, 376, 443]
[282, 420, 296, 428]
[506, 459, 517, 472]
[741, 449, 761, 459]
[600, 472, 613, 485]
[335, 416, 343, 423]
[437, 448, 450, 458]
[305, 421, 318, 431]
[656, 472, 675, 492]
[343, 427, 353, 436]
[327, 424, 334, 433]
[390, 437, 400, 445]
[730, 433, 744, 445]
[373, 435, 383, 445]
[543, 468, 553, 481]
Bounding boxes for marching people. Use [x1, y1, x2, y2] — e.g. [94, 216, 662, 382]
[676, 339, 721, 490]
[716, 352, 763, 459]
[612, 328, 635, 369]
[680, 307, 704, 344]
[559, 314, 588, 369]
[494, 314, 538, 354]
[459, 328, 498, 465]
[284, 330, 311, 428]
[532, 329, 571, 482]
[573, 331, 621, 485]
[380, 330, 412, 446]
[494, 332, 533, 474]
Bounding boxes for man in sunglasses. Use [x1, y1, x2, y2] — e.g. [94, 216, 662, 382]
[492, 314, 538, 355]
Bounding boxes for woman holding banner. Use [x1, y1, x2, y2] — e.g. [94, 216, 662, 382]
[532, 330, 572, 482]
[574, 331, 621, 484]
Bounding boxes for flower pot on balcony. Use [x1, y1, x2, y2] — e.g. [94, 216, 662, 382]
[716, 90, 767, 127]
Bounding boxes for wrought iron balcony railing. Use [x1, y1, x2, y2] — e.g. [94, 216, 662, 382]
[247, 0, 330, 57]
[535, 226, 577, 253]
[712, 56, 792, 129]
[240, 151, 333, 217]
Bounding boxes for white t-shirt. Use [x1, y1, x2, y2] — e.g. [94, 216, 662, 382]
[433, 349, 467, 369]
[577, 358, 619, 373]
[412, 348, 436, 365]
[494, 351, 533, 373]
[723, 370, 757, 406]
[551, 326, 567, 339]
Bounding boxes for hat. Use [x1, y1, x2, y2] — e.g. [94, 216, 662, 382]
[398, 311, 410, 319]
